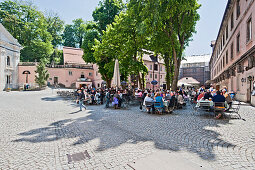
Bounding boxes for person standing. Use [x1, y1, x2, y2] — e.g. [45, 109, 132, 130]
[105, 89, 111, 108]
[77, 90, 87, 111]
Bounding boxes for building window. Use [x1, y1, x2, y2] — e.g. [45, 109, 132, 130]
[231, 43, 234, 59]
[223, 56, 225, 67]
[155, 74, 157, 79]
[223, 34, 225, 46]
[68, 71, 72, 76]
[231, 13, 234, 30]
[6, 75, 11, 84]
[247, 17, 252, 42]
[160, 75, 163, 79]
[150, 65, 152, 70]
[150, 74, 152, 78]
[7, 56, 10, 66]
[160, 66, 162, 71]
[236, 0, 240, 19]
[236, 33, 240, 53]
[81, 72, 85, 78]
[89, 72, 92, 77]
[226, 25, 229, 40]
[226, 50, 229, 65]
[98, 83, 100, 88]
[154, 64, 158, 71]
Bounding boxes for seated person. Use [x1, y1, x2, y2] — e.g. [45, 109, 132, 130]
[223, 90, 232, 110]
[212, 91, 225, 103]
[169, 95, 176, 108]
[177, 92, 184, 108]
[204, 91, 213, 100]
[112, 93, 119, 109]
[212, 91, 226, 119]
[155, 93, 164, 112]
[143, 93, 155, 112]
[197, 92, 205, 101]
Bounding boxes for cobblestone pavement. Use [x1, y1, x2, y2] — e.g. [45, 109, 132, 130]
[0, 89, 255, 170]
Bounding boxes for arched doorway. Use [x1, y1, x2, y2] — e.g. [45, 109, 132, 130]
[22, 71, 31, 83]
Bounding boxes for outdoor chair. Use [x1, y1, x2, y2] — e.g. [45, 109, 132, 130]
[213, 102, 225, 117]
[226, 101, 242, 119]
[199, 101, 211, 111]
[154, 102, 164, 114]
[145, 101, 154, 113]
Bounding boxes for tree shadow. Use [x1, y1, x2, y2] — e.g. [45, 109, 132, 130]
[41, 96, 71, 102]
[13, 105, 235, 161]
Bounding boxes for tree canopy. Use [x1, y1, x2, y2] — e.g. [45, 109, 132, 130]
[0, 0, 65, 62]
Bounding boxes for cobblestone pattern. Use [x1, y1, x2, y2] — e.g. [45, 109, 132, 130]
[0, 89, 255, 169]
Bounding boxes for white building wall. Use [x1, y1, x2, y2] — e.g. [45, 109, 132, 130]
[0, 23, 21, 90]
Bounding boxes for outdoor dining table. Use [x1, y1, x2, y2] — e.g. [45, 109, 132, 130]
[196, 100, 229, 109]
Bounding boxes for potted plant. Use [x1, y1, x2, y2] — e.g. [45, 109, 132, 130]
[6, 87, 11, 92]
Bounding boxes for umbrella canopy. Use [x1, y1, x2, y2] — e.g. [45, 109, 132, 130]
[112, 59, 121, 88]
[177, 82, 192, 87]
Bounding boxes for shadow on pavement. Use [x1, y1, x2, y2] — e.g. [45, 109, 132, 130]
[13, 104, 235, 161]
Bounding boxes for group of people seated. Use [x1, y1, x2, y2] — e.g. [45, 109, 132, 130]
[136, 89, 187, 114]
[192, 85, 233, 119]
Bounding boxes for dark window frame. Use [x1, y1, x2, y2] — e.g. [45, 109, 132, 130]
[7, 56, 10, 66]
[247, 16, 252, 43]
[236, 0, 240, 19]
[231, 42, 234, 59]
[236, 33, 240, 53]
[231, 13, 234, 30]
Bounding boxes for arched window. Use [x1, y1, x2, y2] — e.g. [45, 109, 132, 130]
[7, 56, 10, 66]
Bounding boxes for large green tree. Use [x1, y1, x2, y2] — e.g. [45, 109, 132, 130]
[62, 24, 76, 47]
[62, 19, 86, 48]
[92, 0, 124, 34]
[0, 0, 55, 62]
[45, 11, 65, 47]
[142, 0, 200, 90]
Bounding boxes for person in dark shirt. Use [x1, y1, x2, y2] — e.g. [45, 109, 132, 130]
[212, 91, 226, 102]
[204, 91, 213, 100]
[213, 91, 225, 119]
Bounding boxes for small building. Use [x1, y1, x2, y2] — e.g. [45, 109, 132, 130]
[143, 53, 166, 89]
[18, 47, 103, 89]
[179, 54, 211, 86]
[0, 23, 22, 90]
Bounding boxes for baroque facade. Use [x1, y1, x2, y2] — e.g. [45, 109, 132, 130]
[0, 23, 21, 91]
[209, 0, 255, 105]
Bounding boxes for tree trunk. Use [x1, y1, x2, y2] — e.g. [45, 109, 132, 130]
[164, 54, 171, 90]
[141, 72, 145, 90]
[171, 48, 179, 91]
[106, 79, 112, 88]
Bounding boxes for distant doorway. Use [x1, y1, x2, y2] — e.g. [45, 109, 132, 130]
[54, 77, 58, 85]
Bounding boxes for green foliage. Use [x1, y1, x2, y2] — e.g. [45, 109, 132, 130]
[62, 19, 87, 48]
[140, 0, 201, 90]
[45, 11, 65, 47]
[92, 0, 124, 34]
[81, 27, 100, 63]
[0, 0, 65, 62]
[21, 40, 53, 62]
[50, 48, 63, 65]
[62, 24, 76, 47]
[35, 59, 50, 88]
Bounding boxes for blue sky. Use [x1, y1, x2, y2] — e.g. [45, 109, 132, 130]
[0, 0, 228, 56]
